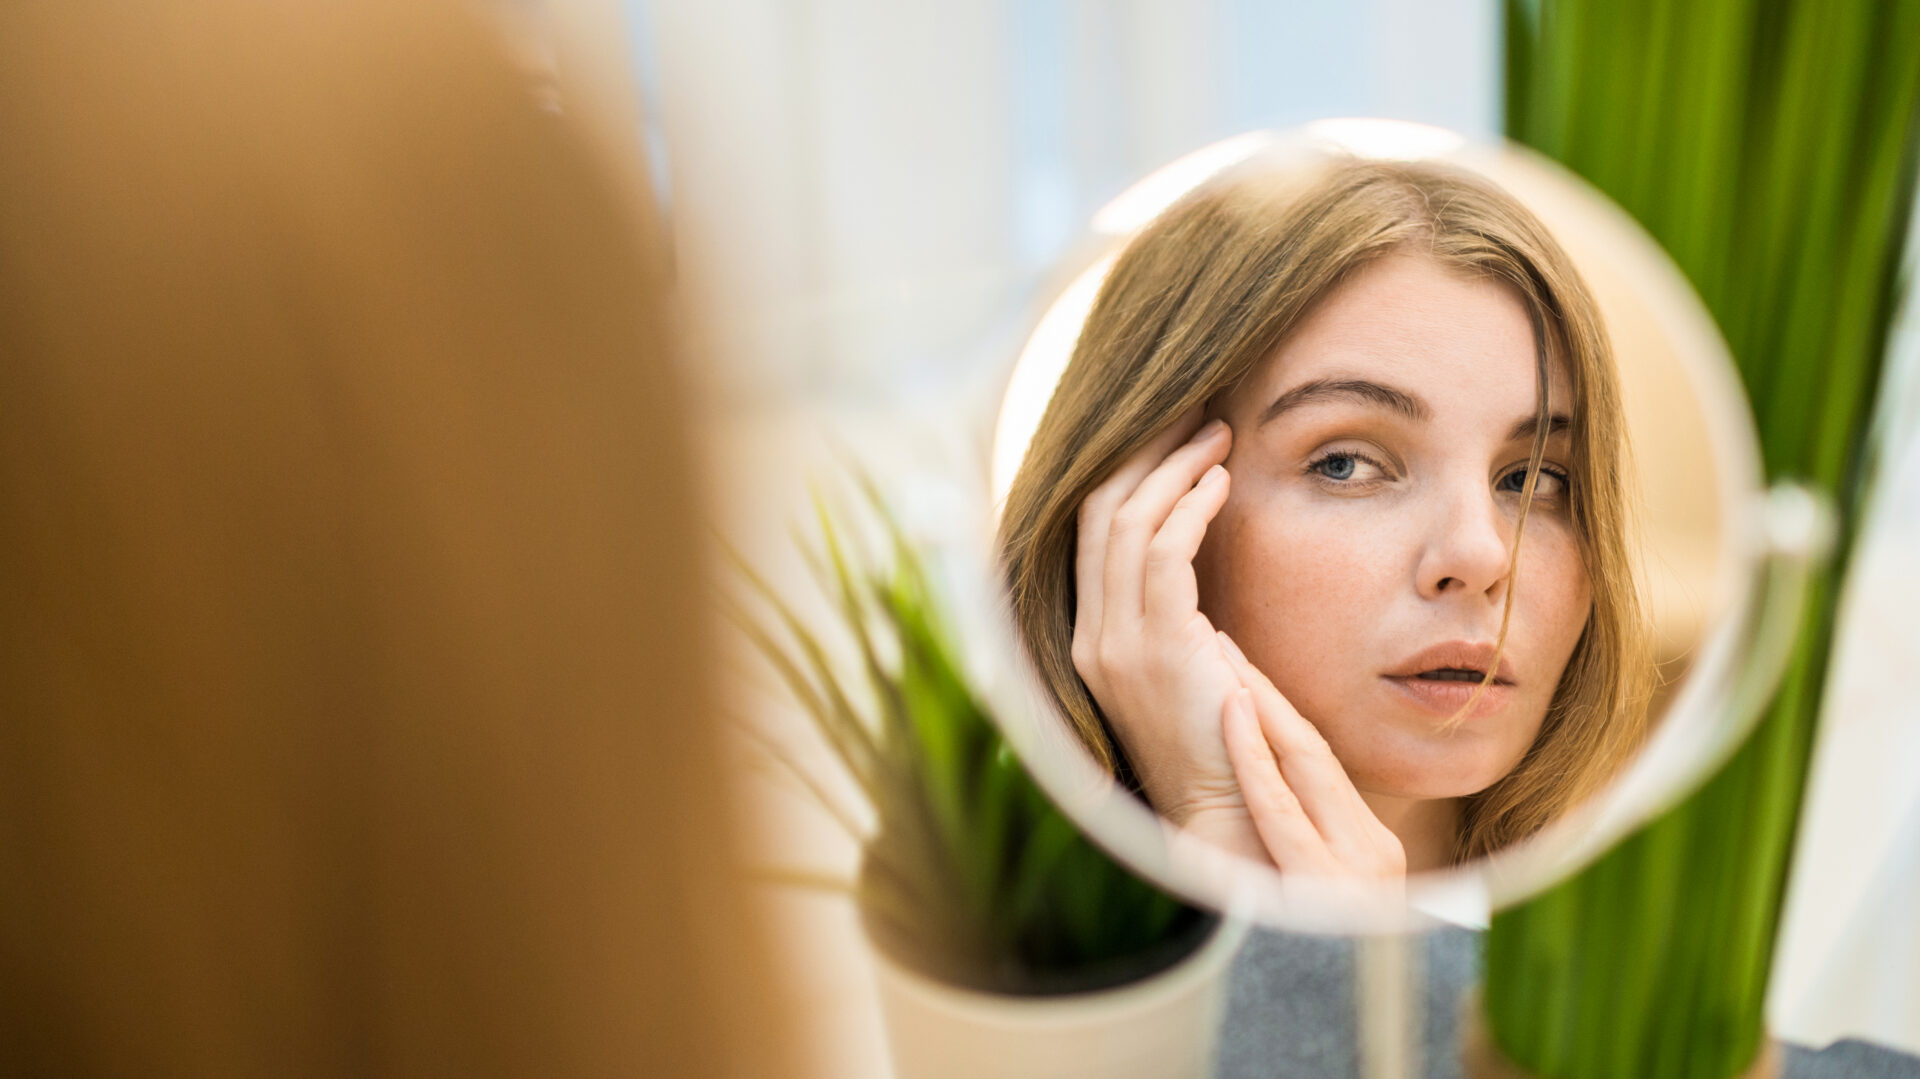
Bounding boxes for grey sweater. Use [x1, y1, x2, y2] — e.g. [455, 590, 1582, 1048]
[1213, 926, 1920, 1078]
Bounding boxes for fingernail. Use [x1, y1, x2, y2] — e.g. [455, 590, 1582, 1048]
[1191, 418, 1227, 442]
[1199, 464, 1226, 486]
[1217, 632, 1248, 665]
[1223, 689, 1250, 723]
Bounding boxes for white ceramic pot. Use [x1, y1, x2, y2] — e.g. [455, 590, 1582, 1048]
[869, 916, 1250, 1079]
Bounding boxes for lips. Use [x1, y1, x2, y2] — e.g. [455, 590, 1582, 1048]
[1385, 641, 1515, 685]
[1381, 641, 1515, 719]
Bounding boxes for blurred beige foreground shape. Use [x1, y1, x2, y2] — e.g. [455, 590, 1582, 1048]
[0, 2, 794, 1075]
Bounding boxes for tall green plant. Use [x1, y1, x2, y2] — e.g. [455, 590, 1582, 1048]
[1486, 0, 1920, 1075]
[729, 483, 1211, 995]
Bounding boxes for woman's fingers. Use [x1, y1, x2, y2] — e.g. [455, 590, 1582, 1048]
[1217, 633, 1397, 869]
[1223, 689, 1335, 874]
[1101, 418, 1230, 623]
[1141, 464, 1229, 628]
[1073, 406, 1210, 668]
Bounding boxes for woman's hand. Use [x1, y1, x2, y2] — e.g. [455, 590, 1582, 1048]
[1070, 406, 1404, 877]
[1072, 408, 1259, 850]
[1218, 633, 1406, 879]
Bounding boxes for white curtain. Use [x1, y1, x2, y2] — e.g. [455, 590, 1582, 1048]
[630, 0, 1497, 402]
[1770, 196, 1920, 1056]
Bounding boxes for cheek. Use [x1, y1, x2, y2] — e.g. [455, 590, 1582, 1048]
[1519, 524, 1594, 660]
[1196, 492, 1403, 710]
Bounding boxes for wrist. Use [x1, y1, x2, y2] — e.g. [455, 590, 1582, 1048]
[1170, 800, 1271, 864]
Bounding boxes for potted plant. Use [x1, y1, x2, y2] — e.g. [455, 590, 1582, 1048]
[728, 480, 1245, 1079]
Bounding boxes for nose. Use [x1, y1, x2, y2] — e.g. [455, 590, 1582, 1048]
[1415, 480, 1513, 602]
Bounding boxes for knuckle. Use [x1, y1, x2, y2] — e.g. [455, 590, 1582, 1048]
[1108, 506, 1146, 539]
[1379, 838, 1408, 876]
[1143, 535, 1184, 567]
[1266, 783, 1303, 818]
[1070, 636, 1095, 675]
[1302, 727, 1334, 758]
[1078, 489, 1116, 526]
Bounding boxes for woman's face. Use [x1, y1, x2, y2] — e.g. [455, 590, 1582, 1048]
[1196, 251, 1591, 804]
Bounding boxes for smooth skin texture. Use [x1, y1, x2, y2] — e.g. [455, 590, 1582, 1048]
[1074, 252, 1592, 874]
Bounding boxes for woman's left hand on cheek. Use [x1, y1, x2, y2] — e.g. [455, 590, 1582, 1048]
[1216, 632, 1406, 879]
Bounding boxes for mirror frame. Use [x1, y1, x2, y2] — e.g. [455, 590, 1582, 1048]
[970, 121, 1815, 934]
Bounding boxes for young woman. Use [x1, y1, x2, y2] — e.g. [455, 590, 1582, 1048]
[999, 156, 1653, 875]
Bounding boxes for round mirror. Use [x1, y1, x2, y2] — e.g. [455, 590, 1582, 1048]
[975, 120, 1810, 933]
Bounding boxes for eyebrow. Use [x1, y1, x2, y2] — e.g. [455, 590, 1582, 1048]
[1257, 376, 1575, 442]
[1508, 413, 1573, 442]
[1258, 378, 1430, 427]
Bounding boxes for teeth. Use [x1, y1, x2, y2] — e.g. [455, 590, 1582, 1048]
[1417, 669, 1482, 682]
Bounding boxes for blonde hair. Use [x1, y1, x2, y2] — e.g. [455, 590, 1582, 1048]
[0, 1, 791, 1073]
[999, 157, 1653, 862]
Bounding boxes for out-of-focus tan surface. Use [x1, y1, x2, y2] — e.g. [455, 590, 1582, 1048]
[1575, 242, 1727, 700]
[0, 2, 791, 1075]
[1482, 155, 1732, 710]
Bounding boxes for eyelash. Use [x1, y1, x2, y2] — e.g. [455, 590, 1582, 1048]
[1498, 463, 1572, 498]
[1306, 451, 1573, 497]
[1305, 449, 1392, 488]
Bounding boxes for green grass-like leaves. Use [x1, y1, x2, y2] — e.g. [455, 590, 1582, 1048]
[1489, 0, 1920, 1075]
[730, 481, 1208, 995]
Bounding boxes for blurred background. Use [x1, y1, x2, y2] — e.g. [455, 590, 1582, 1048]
[556, 0, 1920, 1073]
[627, 0, 1497, 404]
[5, 1, 1914, 1075]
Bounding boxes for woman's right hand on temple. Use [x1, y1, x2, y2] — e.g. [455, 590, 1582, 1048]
[1072, 407, 1266, 858]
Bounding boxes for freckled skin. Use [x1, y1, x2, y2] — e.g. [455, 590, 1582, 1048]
[1195, 253, 1592, 807]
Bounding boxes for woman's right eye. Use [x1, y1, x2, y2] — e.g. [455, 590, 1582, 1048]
[1306, 449, 1388, 486]
[1317, 454, 1359, 480]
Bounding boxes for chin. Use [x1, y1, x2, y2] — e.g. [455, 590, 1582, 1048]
[1346, 740, 1530, 802]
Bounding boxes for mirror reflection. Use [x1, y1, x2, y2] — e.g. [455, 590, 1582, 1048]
[991, 126, 1742, 918]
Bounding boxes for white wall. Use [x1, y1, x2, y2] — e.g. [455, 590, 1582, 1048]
[632, 0, 1499, 403]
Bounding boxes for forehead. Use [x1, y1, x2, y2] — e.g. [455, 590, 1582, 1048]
[1231, 252, 1571, 417]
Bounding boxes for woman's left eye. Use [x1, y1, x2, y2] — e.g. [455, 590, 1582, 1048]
[1498, 464, 1571, 497]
